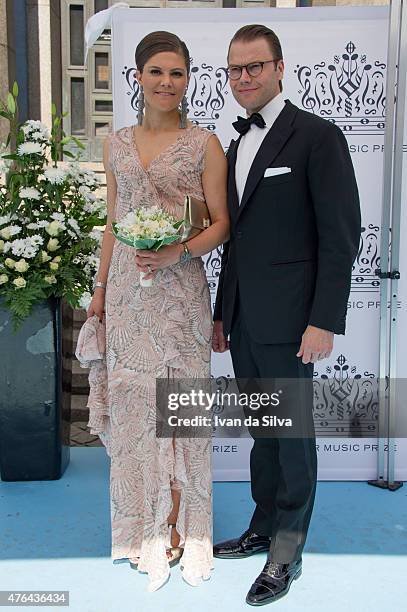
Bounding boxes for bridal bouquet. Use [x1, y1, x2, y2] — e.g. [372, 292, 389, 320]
[0, 82, 107, 329]
[112, 206, 182, 287]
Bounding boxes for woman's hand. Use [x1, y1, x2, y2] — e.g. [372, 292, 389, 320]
[87, 288, 106, 322]
[134, 244, 183, 280]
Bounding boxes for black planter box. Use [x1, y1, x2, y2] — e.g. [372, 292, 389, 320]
[0, 297, 72, 481]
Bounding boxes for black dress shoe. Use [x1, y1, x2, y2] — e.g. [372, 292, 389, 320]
[246, 558, 302, 606]
[213, 529, 271, 559]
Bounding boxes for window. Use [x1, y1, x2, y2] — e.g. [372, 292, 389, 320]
[95, 99, 113, 113]
[71, 78, 85, 135]
[94, 0, 109, 11]
[94, 122, 110, 137]
[69, 5, 84, 66]
[95, 53, 109, 89]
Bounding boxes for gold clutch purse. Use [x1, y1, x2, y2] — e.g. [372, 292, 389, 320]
[179, 195, 211, 243]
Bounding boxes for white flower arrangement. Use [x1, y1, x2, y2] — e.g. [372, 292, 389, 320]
[0, 81, 107, 328]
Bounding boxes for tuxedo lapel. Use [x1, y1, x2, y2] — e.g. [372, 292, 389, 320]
[237, 100, 298, 221]
[226, 137, 241, 218]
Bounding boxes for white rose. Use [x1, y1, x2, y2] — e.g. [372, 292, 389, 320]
[4, 258, 15, 269]
[45, 220, 62, 236]
[44, 274, 57, 284]
[52, 256, 62, 263]
[47, 238, 60, 252]
[14, 259, 29, 273]
[40, 250, 52, 263]
[0, 274, 8, 285]
[0, 239, 4, 252]
[49, 262, 59, 271]
[13, 276, 27, 288]
[0, 227, 11, 240]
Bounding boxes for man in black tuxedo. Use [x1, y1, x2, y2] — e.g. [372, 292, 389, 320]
[213, 25, 361, 606]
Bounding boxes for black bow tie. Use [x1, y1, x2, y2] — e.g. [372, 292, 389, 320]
[232, 112, 266, 135]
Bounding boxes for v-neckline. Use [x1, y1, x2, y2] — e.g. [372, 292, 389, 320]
[130, 124, 195, 173]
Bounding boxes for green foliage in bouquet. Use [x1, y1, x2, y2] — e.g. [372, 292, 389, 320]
[111, 206, 184, 253]
[111, 221, 183, 251]
[0, 82, 107, 329]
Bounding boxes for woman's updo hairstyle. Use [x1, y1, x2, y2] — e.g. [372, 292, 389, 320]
[135, 31, 191, 75]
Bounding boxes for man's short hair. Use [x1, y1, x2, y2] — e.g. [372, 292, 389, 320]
[228, 24, 283, 92]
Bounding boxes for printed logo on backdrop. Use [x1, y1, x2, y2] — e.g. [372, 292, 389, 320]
[189, 63, 229, 131]
[121, 60, 229, 131]
[294, 42, 386, 135]
[352, 224, 381, 293]
[204, 246, 223, 306]
[313, 354, 379, 437]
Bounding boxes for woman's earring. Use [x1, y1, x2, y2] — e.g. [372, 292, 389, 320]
[137, 88, 144, 126]
[180, 95, 189, 129]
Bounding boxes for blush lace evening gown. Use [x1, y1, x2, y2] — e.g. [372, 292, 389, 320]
[75, 124, 214, 590]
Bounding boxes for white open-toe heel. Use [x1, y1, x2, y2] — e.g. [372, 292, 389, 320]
[166, 523, 184, 568]
[129, 557, 139, 570]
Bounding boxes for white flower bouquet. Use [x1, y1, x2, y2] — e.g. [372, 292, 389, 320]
[112, 206, 183, 287]
[0, 82, 107, 329]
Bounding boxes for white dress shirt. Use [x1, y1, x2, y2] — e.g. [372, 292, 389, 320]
[235, 93, 286, 204]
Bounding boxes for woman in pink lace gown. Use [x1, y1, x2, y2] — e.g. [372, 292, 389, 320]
[79, 32, 228, 591]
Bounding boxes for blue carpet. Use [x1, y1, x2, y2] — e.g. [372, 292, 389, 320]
[1, 447, 406, 611]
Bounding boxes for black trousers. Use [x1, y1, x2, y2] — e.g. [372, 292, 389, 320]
[229, 296, 317, 564]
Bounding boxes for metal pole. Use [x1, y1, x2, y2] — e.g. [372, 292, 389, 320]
[369, 0, 404, 491]
[386, 0, 407, 490]
[369, 0, 400, 489]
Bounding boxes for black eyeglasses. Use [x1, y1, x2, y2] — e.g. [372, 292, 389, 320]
[227, 59, 280, 81]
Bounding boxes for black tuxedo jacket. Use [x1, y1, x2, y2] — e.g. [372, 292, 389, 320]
[213, 99, 361, 344]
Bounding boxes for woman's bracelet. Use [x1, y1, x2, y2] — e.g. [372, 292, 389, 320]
[94, 281, 107, 290]
[179, 242, 192, 263]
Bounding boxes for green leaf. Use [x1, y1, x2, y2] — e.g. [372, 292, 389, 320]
[134, 238, 158, 249]
[12, 81, 19, 98]
[2, 283, 47, 331]
[51, 103, 57, 116]
[63, 150, 75, 159]
[1, 153, 20, 161]
[71, 137, 86, 150]
[7, 93, 15, 114]
[61, 111, 69, 118]
[0, 110, 10, 119]
[159, 235, 180, 246]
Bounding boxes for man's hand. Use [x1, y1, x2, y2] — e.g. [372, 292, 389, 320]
[212, 320, 230, 352]
[296, 325, 334, 364]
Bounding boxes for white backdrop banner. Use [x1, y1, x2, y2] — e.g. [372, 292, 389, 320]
[110, 6, 407, 480]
